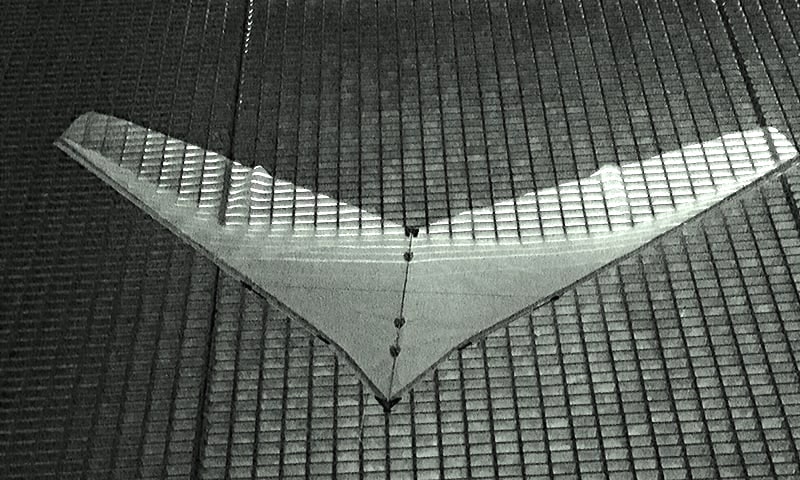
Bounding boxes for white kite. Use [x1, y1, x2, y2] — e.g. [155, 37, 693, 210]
[56, 112, 797, 407]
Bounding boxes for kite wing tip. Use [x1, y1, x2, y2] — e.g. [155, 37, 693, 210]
[58, 111, 118, 147]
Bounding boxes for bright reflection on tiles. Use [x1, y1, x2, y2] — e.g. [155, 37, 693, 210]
[59, 112, 794, 247]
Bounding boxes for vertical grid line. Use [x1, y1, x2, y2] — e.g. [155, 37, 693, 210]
[633, 252, 694, 479]
[548, 298, 582, 478]
[526, 311, 555, 478]
[500, 0, 546, 238]
[503, 326, 528, 480]
[560, 0, 617, 230]
[393, 0, 409, 225]
[221, 285, 247, 479]
[654, 240, 723, 479]
[479, 0, 522, 239]
[138, 0, 177, 179]
[692, 0, 762, 175]
[275, 318, 292, 480]
[742, 0, 800, 149]
[312, 0, 327, 228]
[157, 249, 197, 480]
[156, 0, 194, 188]
[109, 226, 157, 476]
[178, 0, 215, 205]
[52, 220, 105, 474]
[644, 0, 709, 196]
[357, 382, 366, 480]
[383, 406, 392, 479]
[331, 355, 340, 479]
[188, 1, 244, 473]
[615, 0, 677, 202]
[754, 181, 800, 379]
[79, 203, 135, 479]
[594, 276, 639, 478]
[548, 0, 605, 229]
[522, 0, 573, 235]
[248, 303, 271, 480]
[659, 0, 729, 191]
[132, 243, 176, 478]
[432, 370, 447, 480]
[445, 0, 477, 238]
[189, 267, 220, 480]
[65, 3, 142, 472]
[479, 340, 502, 480]
[0, 1, 29, 84]
[720, 204, 800, 467]
[355, 0, 363, 229]
[781, 174, 800, 237]
[408, 390, 419, 479]
[593, 0, 657, 220]
[711, 0, 768, 127]
[464, 0, 501, 239]
[334, 0, 345, 229]
[304, 338, 316, 479]
[573, 283, 613, 480]
[693, 0, 765, 144]
[290, 0, 311, 230]
[456, 350, 474, 479]
[412, 0, 432, 228]
[372, 0, 385, 225]
[427, 0, 454, 233]
[197, 0, 233, 208]
[616, 263, 666, 479]
[698, 223, 779, 477]
[267, 0, 290, 226]
[677, 227, 749, 477]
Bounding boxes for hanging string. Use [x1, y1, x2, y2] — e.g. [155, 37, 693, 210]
[386, 226, 417, 400]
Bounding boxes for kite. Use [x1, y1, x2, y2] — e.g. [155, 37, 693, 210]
[56, 112, 797, 408]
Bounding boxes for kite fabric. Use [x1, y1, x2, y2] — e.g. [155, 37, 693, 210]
[55, 112, 797, 402]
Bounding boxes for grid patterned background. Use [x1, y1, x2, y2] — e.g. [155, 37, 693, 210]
[3, 0, 800, 478]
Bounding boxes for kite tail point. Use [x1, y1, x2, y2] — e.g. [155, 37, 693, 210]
[375, 395, 402, 413]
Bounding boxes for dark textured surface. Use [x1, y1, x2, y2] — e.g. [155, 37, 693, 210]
[2, 0, 800, 478]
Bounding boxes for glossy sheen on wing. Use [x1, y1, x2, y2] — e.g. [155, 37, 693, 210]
[56, 112, 797, 399]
